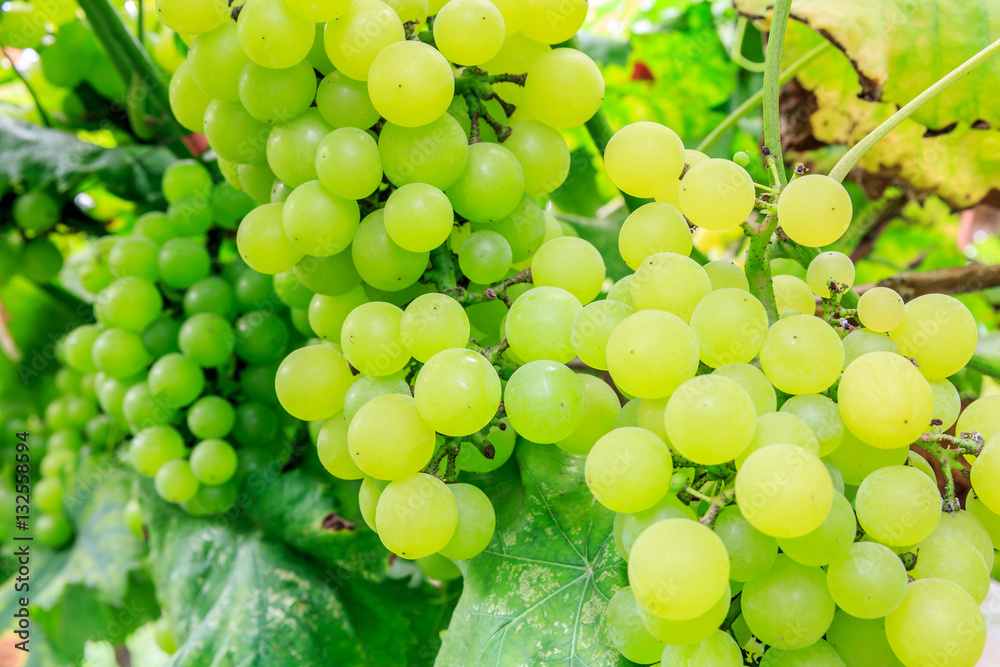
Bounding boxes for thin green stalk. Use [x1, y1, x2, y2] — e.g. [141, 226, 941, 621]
[729, 16, 765, 73]
[1, 45, 53, 127]
[762, 0, 793, 186]
[829, 37, 1000, 182]
[746, 214, 780, 322]
[967, 353, 1000, 380]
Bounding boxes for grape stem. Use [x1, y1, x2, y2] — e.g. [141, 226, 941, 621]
[744, 212, 780, 323]
[471, 338, 509, 365]
[697, 487, 736, 528]
[466, 429, 496, 460]
[445, 269, 533, 307]
[423, 439, 461, 481]
[1, 46, 53, 128]
[761, 0, 793, 187]
[919, 431, 985, 513]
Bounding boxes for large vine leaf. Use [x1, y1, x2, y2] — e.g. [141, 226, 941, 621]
[436, 444, 629, 667]
[735, 0, 1000, 130]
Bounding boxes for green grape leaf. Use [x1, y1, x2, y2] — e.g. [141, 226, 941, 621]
[0, 117, 174, 203]
[436, 443, 629, 667]
[735, 0, 1000, 130]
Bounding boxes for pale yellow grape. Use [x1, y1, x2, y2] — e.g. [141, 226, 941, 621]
[806, 251, 855, 297]
[606, 275, 634, 308]
[826, 541, 907, 619]
[375, 473, 458, 558]
[841, 328, 898, 369]
[907, 450, 937, 481]
[503, 360, 584, 443]
[826, 613, 903, 667]
[628, 518, 730, 620]
[155, 0, 227, 34]
[555, 374, 620, 455]
[615, 398, 640, 429]
[971, 438, 1000, 514]
[505, 286, 582, 363]
[604, 123, 685, 199]
[665, 375, 756, 465]
[827, 427, 908, 486]
[857, 287, 905, 332]
[759, 314, 844, 395]
[275, 344, 353, 421]
[286, 0, 352, 21]
[399, 293, 470, 363]
[585, 427, 672, 513]
[531, 237, 606, 304]
[433, 0, 505, 65]
[772, 274, 816, 315]
[660, 630, 743, 666]
[282, 180, 360, 257]
[439, 483, 496, 560]
[636, 396, 669, 441]
[606, 587, 667, 663]
[367, 41, 454, 127]
[237, 0, 315, 69]
[703, 260, 748, 291]
[317, 412, 365, 480]
[169, 61, 212, 133]
[712, 363, 776, 416]
[736, 444, 833, 538]
[889, 294, 978, 380]
[630, 251, 712, 322]
[679, 159, 755, 231]
[620, 497, 698, 561]
[359, 477, 382, 532]
[855, 465, 941, 546]
[838, 352, 934, 449]
[653, 149, 709, 208]
[384, 0, 428, 23]
[780, 394, 844, 457]
[524, 48, 604, 129]
[777, 174, 852, 247]
[735, 411, 820, 468]
[759, 641, 844, 666]
[741, 555, 836, 650]
[237, 203, 305, 275]
[324, 0, 405, 81]
[778, 492, 856, 567]
[340, 301, 410, 377]
[929, 378, 961, 430]
[911, 537, 989, 604]
[570, 300, 635, 371]
[884, 578, 986, 667]
[605, 310, 699, 399]
[924, 510, 995, 571]
[957, 395, 1000, 443]
[688, 288, 768, 368]
[519, 0, 587, 44]
[640, 584, 731, 646]
[414, 349, 501, 436]
[347, 394, 436, 479]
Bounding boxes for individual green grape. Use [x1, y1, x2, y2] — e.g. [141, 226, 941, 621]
[605, 122, 685, 199]
[266, 109, 333, 188]
[439, 483, 496, 559]
[530, 237, 605, 305]
[777, 493, 856, 567]
[234, 312, 290, 363]
[378, 114, 469, 189]
[607, 587, 667, 663]
[826, 425, 908, 486]
[857, 286, 905, 333]
[20, 238, 63, 283]
[188, 22, 246, 102]
[630, 251, 712, 322]
[315, 128, 383, 201]
[628, 518, 729, 620]
[689, 288, 768, 368]
[505, 286, 581, 363]
[203, 100, 271, 164]
[958, 395, 1000, 446]
[340, 301, 409, 376]
[641, 583, 730, 648]
[741, 555, 836, 650]
[187, 396, 236, 440]
[308, 286, 368, 343]
[773, 274, 816, 315]
[276, 344, 354, 421]
[855, 465, 941, 546]
[237, 162, 279, 205]
[273, 271, 314, 309]
[91, 329, 151, 380]
[324, 0, 404, 80]
[503, 360, 583, 444]
[383, 183, 454, 253]
[397, 293, 469, 363]
[155, 459, 199, 504]
[238, 59, 317, 124]
[826, 612, 903, 667]
[458, 231, 513, 285]
[605, 275, 635, 305]
[665, 375, 757, 465]
[158, 237, 211, 289]
[780, 394, 844, 457]
[233, 267, 274, 306]
[189, 439, 238, 486]
[433, 0, 504, 65]
[606, 310, 699, 399]
[155, 0, 227, 33]
[368, 40, 454, 127]
[504, 119, 570, 195]
[63, 325, 102, 373]
[281, 181, 360, 258]
[316, 412, 365, 480]
[109, 236, 160, 282]
[178, 313, 234, 368]
[96, 277, 162, 332]
[569, 300, 635, 372]
[776, 174, 853, 247]
[907, 450, 937, 482]
[348, 394, 436, 479]
[889, 294, 978, 380]
[714, 506, 778, 582]
[34, 478, 64, 515]
[295, 248, 363, 297]
[231, 402, 280, 447]
[585, 427, 672, 513]
[524, 48, 603, 128]
[838, 352, 934, 449]
[618, 203, 692, 270]
[130, 426, 185, 477]
[13, 190, 60, 234]
[618, 496, 696, 561]
[352, 210, 430, 291]
[735, 412, 820, 468]
[36, 513, 73, 549]
[359, 476, 382, 531]
[317, 70, 381, 129]
[555, 374, 620, 455]
[286, 0, 351, 21]
[375, 473, 458, 558]
[520, 0, 587, 43]
[841, 328, 898, 369]
[759, 314, 844, 395]
[885, 578, 986, 667]
[123, 382, 178, 433]
[910, 537, 990, 604]
[925, 509, 995, 571]
[736, 444, 833, 539]
[446, 142, 525, 223]
[760, 640, 846, 667]
[414, 349, 501, 437]
[235, 203, 304, 275]
[703, 260, 749, 292]
[927, 378, 961, 431]
[679, 159, 755, 231]
[148, 353, 204, 409]
[237, 0, 314, 69]
[170, 59, 212, 132]
[473, 194, 546, 262]
[712, 363, 776, 417]
[659, 629, 743, 666]
[806, 251, 856, 297]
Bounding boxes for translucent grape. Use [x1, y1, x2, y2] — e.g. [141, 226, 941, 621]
[841, 328, 898, 368]
[884, 578, 985, 667]
[359, 476, 382, 531]
[630, 251, 712, 322]
[826, 612, 903, 667]
[276, 344, 353, 421]
[855, 465, 941, 546]
[504, 120, 570, 195]
[109, 237, 159, 282]
[530, 237, 605, 304]
[367, 40, 454, 127]
[189, 439, 238, 486]
[237, 0, 314, 69]
[503, 360, 584, 444]
[324, 0, 405, 81]
[375, 473, 457, 559]
[203, 100, 270, 164]
[605, 310, 699, 399]
[857, 287, 905, 333]
[618, 496, 696, 561]
[889, 294, 978, 380]
[378, 114, 469, 189]
[188, 23, 246, 102]
[605, 123, 685, 199]
[317, 70, 381, 129]
[640, 582, 730, 648]
[679, 159, 755, 231]
[585, 427, 672, 513]
[187, 396, 236, 440]
[166, 196, 213, 237]
[238, 60, 316, 125]
[777, 492, 856, 567]
[659, 630, 743, 666]
[570, 299, 635, 371]
[475, 194, 546, 262]
[520, 0, 587, 44]
[606, 275, 635, 307]
[780, 394, 844, 457]
[505, 286, 582, 363]
[433, 0, 505, 65]
[712, 363, 776, 417]
[446, 142, 525, 223]
[130, 425, 185, 477]
[777, 175, 853, 247]
[689, 288, 768, 368]
[759, 640, 845, 667]
[63, 325, 102, 374]
[266, 109, 333, 188]
[238, 162, 278, 204]
[352, 210, 430, 291]
[741, 555, 836, 650]
[772, 274, 816, 315]
[618, 203, 692, 270]
[414, 349, 501, 436]
[148, 353, 204, 409]
[759, 314, 844, 395]
[735, 412, 820, 468]
[237, 203, 305, 275]
[340, 301, 410, 376]
[971, 438, 1000, 514]
[91, 329, 151, 380]
[281, 181, 360, 258]
[295, 248, 363, 296]
[384, 183, 454, 253]
[704, 260, 749, 292]
[957, 395, 1000, 444]
[155, 459, 199, 504]
[606, 588, 666, 663]
[348, 395, 436, 479]
[806, 251, 856, 297]
[555, 374, 620, 455]
[155, 0, 227, 34]
[928, 378, 961, 431]
[178, 313, 235, 368]
[399, 293, 470, 362]
[96, 277, 162, 333]
[343, 375, 411, 421]
[524, 48, 604, 129]
[665, 375, 757, 465]
[910, 536, 989, 604]
[309, 287, 368, 343]
[736, 444, 833, 539]
[234, 311, 289, 363]
[714, 506, 778, 582]
[459, 231, 513, 284]
[317, 412, 365, 480]
[285, 0, 351, 21]
[438, 483, 496, 560]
